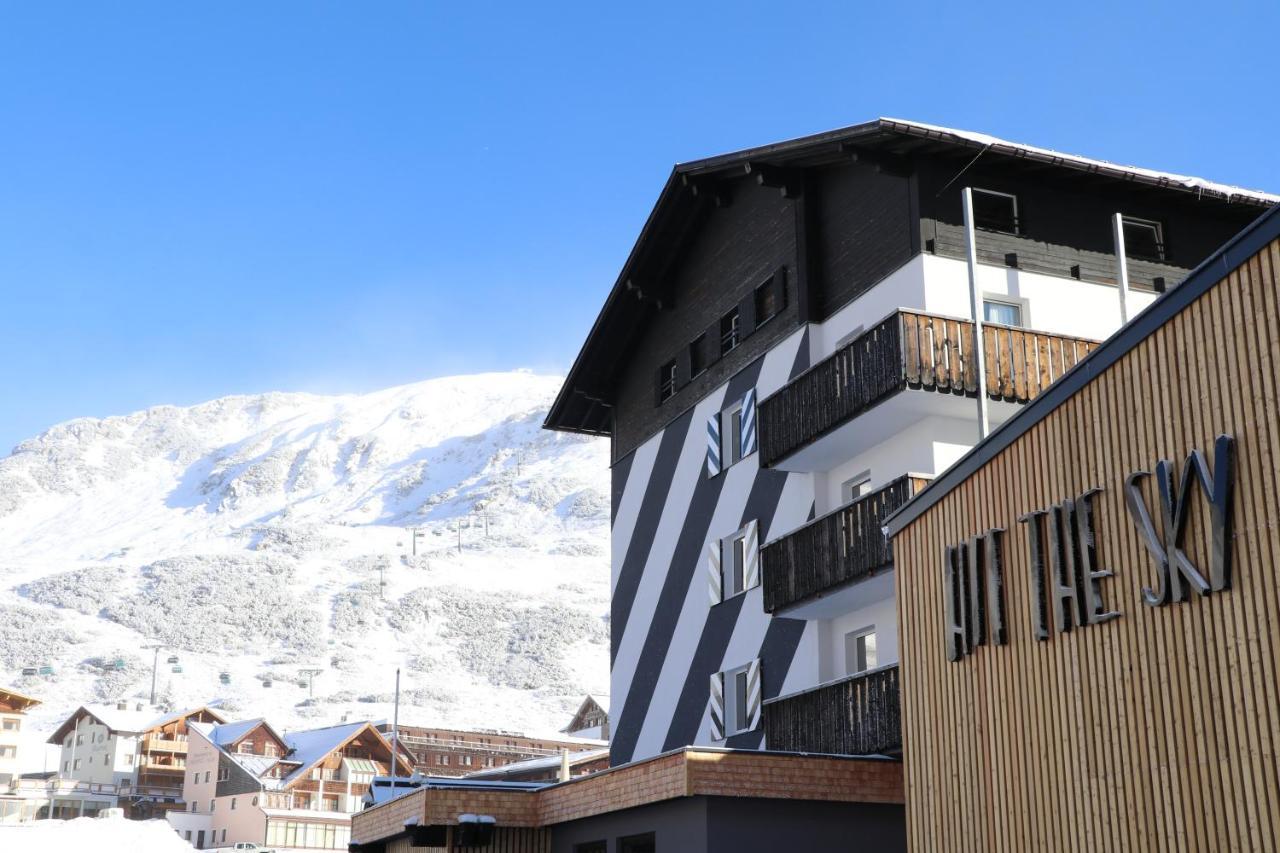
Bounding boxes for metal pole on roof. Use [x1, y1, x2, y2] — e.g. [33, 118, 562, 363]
[962, 187, 991, 439]
[390, 668, 401, 794]
[1113, 213, 1131, 324]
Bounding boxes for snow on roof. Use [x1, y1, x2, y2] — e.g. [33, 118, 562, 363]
[879, 117, 1280, 205]
[49, 704, 222, 743]
[463, 747, 610, 780]
[279, 721, 372, 786]
[207, 718, 267, 747]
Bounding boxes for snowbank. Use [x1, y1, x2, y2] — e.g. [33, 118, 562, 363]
[0, 816, 192, 852]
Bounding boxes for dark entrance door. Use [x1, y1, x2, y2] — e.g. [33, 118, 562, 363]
[196, 830, 205, 849]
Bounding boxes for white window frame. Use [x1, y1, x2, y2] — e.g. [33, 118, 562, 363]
[971, 187, 1020, 235]
[1120, 215, 1166, 261]
[720, 526, 750, 600]
[840, 470, 873, 504]
[724, 664, 753, 736]
[721, 400, 744, 468]
[982, 294, 1029, 328]
[844, 626, 878, 676]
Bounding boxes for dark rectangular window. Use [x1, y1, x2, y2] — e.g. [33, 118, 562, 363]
[754, 279, 778, 324]
[720, 308, 740, 355]
[657, 359, 677, 403]
[574, 843, 606, 853]
[1122, 216, 1165, 262]
[689, 334, 707, 377]
[619, 833, 656, 853]
[971, 188, 1019, 234]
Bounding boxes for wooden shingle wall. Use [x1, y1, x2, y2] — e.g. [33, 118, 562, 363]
[894, 237, 1280, 852]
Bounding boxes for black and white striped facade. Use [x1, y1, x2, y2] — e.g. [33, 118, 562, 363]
[547, 119, 1273, 767]
[606, 327, 819, 764]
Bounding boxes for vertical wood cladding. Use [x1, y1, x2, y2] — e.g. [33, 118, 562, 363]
[893, 236, 1280, 852]
[813, 162, 915, 318]
[612, 180, 799, 462]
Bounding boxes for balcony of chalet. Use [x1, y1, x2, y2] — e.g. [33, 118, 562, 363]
[763, 664, 901, 757]
[762, 475, 928, 615]
[758, 309, 1099, 472]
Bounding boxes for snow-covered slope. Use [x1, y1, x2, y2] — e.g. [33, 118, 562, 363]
[0, 372, 610, 766]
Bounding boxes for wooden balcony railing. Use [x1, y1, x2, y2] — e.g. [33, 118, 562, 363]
[758, 310, 1099, 467]
[763, 665, 901, 756]
[142, 734, 188, 753]
[761, 475, 929, 613]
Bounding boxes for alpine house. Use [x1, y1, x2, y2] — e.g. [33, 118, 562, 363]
[543, 117, 1276, 767]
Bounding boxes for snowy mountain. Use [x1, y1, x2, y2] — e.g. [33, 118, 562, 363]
[0, 372, 611, 766]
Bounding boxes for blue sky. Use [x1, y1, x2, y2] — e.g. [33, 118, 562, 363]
[2, 2, 1276, 452]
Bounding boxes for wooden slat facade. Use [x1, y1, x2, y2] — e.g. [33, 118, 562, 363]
[891, 235, 1280, 852]
[758, 310, 1098, 468]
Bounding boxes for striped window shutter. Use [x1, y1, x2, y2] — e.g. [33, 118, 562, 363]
[743, 519, 760, 590]
[705, 411, 721, 478]
[709, 671, 726, 741]
[745, 658, 762, 731]
[707, 541, 723, 606]
[740, 388, 757, 458]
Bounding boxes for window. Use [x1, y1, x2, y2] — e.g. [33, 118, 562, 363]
[73, 759, 81, 771]
[124, 754, 133, 766]
[689, 334, 708, 378]
[845, 627, 878, 675]
[720, 308, 740, 355]
[221, 829, 226, 843]
[1122, 216, 1166, 261]
[461, 755, 473, 766]
[971, 188, 1019, 234]
[238, 741, 251, 754]
[63, 761, 69, 773]
[720, 524, 755, 599]
[231, 798, 237, 810]
[658, 359, 677, 403]
[0, 746, 16, 759]
[76, 735, 84, 746]
[841, 471, 873, 504]
[755, 278, 779, 324]
[263, 742, 277, 757]
[619, 832, 657, 853]
[721, 401, 744, 468]
[438, 754, 450, 765]
[211, 800, 216, 812]
[575, 843, 607, 853]
[190, 802, 196, 813]
[722, 664, 754, 736]
[983, 298, 1023, 327]
[2, 718, 19, 731]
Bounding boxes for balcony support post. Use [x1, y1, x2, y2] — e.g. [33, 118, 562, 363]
[1112, 212, 1131, 324]
[962, 187, 991, 439]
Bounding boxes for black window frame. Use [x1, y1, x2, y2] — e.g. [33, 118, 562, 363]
[689, 334, 708, 378]
[754, 279, 778, 325]
[970, 188, 1021, 235]
[573, 843, 607, 853]
[619, 833, 657, 853]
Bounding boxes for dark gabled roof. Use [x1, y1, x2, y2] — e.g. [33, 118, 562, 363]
[543, 118, 1277, 437]
[884, 201, 1280, 537]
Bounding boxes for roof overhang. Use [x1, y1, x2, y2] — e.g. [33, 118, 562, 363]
[543, 118, 1277, 437]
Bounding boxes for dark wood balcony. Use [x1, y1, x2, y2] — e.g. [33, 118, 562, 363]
[761, 474, 929, 613]
[758, 309, 1099, 468]
[763, 665, 901, 756]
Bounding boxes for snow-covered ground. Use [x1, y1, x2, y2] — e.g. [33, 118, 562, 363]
[0, 816, 194, 852]
[0, 371, 610, 770]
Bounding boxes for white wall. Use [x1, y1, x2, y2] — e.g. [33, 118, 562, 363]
[56, 720, 138, 788]
[919, 253, 1158, 341]
[816, 415, 976, 516]
[817, 593, 899, 684]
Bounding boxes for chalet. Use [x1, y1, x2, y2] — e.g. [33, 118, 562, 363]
[0, 687, 40, 823]
[45, 702, 225, 818]
[563, 695, 610, 741]
[0, 687, 38, 787]
[379, 723, 604, 777]
[543, 117, 1275, 771]
[463, 746, 611, 783]
[169, 718, 414, 851]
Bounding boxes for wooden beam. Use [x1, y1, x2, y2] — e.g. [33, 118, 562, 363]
[743, 161, 801, 198]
